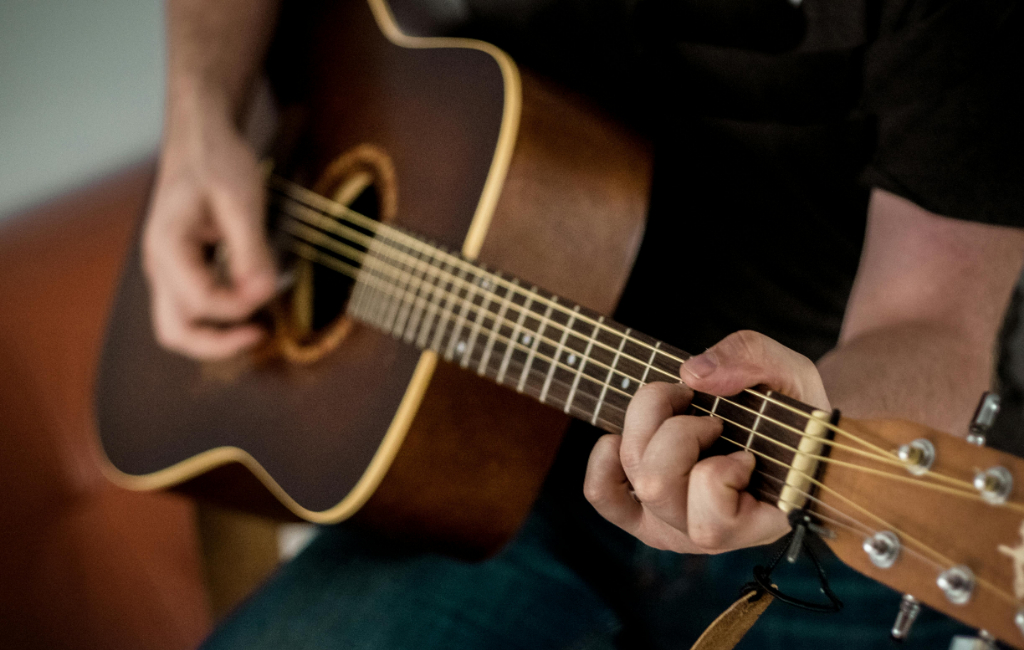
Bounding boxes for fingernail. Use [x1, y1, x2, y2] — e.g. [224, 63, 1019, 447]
[682, 350, 718, 380]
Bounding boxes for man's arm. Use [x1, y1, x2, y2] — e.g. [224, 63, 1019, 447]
[144, 0, 281, 359]
[585, 188, 1024, 554]
[818, 188, 1024, 435]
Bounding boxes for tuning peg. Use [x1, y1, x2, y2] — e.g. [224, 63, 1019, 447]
[967, 391, 1000, 446]
[891, 594, 921, 641]
[948, 630, 996, 650]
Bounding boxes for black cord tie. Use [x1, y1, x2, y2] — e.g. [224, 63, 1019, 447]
[745, 510, 843, 613]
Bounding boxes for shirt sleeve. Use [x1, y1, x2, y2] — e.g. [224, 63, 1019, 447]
[860, 0, 1024, 227]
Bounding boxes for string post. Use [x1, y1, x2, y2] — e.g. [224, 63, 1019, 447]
[862, 530, 900, 569]
[973, 466, 1012, 505]
[891, 593, 921, 642]
[967, 391, 1000, 446]
[897, 439, 935, 476]
[937, 565, 976, 605]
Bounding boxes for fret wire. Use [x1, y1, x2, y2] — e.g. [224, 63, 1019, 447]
[392, 236, 429, 340]
[477, 277, 518, 375]
[400, 244, 434, 344]
[377, 232, 414, 332]
[381, 231, 416, 333]
[517, 297, 556, 393]
[362, 242, 393, 328]
[415, 254, 452, 350]
[429, 263, 469, 355]
[496, 288, 537, 385]
[460, 272, 499, 369]
[639, 341, 663, 385]
[540, 305, 579, 404]
[565, 316, 604, 416]
[592, 327, 631, 426]
[443, 266, 484, 362]
[748, 393, 771, 451]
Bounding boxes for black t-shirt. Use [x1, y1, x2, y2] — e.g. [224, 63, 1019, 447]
[398, 0, 1023, 361]
[391, 1, 1024, 645]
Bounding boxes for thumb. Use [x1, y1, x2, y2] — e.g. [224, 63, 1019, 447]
[210, 168, 278, 305]
[679, 330, 829, 410]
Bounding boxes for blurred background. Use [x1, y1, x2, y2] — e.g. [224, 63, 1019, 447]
[0, 0, 163, 219]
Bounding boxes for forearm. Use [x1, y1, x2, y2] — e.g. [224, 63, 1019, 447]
[165, 0, 281, 128]
[817, 323, 993, 436]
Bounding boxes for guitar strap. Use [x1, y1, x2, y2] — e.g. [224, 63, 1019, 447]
[689, 587, 775, 650]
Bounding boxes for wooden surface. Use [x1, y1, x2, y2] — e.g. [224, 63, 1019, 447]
[821, 417, 1024, 648]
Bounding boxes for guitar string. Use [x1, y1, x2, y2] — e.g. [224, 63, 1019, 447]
[270, 178, 896, 460]
[274, 193, 902, 466]
[279, 210, 986, 498]
[288, 237, 1015, 604]
[751, 475, 950, 576]
[283, 227, 1002, 510]
[688, 403, 993, 505]
[712, 429, 1017, 606]
[281, 221, 911, 470]
[271, 181, 935, 465]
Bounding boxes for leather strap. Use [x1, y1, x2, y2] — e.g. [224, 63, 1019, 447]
[689, 588, 775, 650]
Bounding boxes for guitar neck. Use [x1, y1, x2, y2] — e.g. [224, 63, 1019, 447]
[270, 181, 828, 510]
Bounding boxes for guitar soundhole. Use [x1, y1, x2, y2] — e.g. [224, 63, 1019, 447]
[274, 144, 397, 364]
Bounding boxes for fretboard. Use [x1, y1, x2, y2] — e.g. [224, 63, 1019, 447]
[336, 222, 822, 505]
[269, 180, 827, 509]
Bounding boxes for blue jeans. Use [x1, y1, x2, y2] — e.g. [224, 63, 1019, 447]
[202, 427, 970, 649]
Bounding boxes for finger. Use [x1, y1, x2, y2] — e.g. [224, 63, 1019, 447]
[620, 382, 692, 470]
[629, 415, 722, 532]
[585, 434, 706, 554]
[686, 451, 790, 552]
[151, 288, 267, 360]
[584, 434, 643, 533]
[679, 330, 829, 410]
[144, 188, 268, 324]
[161, 233, 270, 323]
[209, 161, 278, 305]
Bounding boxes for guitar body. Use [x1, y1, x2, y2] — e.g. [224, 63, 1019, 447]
[97, 0, 651, 557]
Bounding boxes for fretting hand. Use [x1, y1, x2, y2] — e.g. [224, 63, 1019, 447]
[583, 330, 830, 554]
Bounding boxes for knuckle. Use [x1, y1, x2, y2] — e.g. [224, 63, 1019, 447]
[631, 475, 672, 505]
[722, 330, 764, 362]
[688, 521, 727, 551]
[689, 460, 718, 492]
[582, 477, 606, 506]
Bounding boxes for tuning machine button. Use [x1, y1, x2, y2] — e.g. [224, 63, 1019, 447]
[974, 466, 1012, 505]
[897, 439, 935, 476]
[891, 594, 921, 641]
[863, 531, 900, 569]
[967, 392, 1001, 446]
[937, 565, 975, 605]
[948, 630, 996, 650]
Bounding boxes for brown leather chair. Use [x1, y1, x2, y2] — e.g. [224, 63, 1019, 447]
[0, 163, 212, 650]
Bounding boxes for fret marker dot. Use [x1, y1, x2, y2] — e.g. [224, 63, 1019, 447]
[567, 353, 577, 366]
[455, 341, 466, 356]
[480, 279, 490, 289]
[522, 334, 532, 345]
[621, 377, 630, 389]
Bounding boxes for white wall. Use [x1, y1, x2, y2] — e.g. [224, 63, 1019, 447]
[0, 0, 164, 219]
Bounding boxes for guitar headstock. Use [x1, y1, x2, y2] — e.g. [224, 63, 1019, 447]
[814, 415, 1024, 648]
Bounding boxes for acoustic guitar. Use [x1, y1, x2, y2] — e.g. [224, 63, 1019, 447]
[96, 0, 1024, 646]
